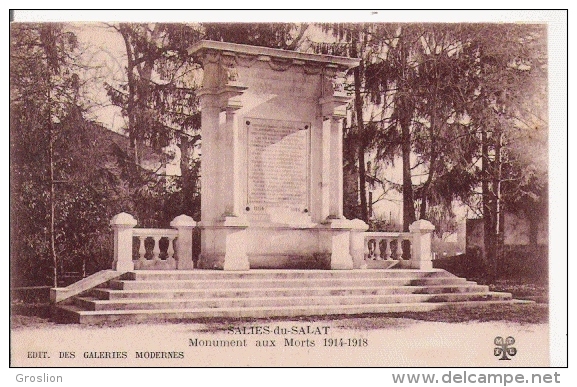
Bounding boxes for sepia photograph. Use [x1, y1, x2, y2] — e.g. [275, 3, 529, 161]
[8, 9, 567, 373]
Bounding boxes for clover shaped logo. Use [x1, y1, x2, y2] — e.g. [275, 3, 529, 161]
[494, 336, 517, 360]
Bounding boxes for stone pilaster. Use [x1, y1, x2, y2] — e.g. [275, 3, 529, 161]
[170, 214, 196, 270]
[110, 212, 137, 271]
[320, 67, 351, 221]
[408, 219, 436, 270]
[195, 48, 250, 270]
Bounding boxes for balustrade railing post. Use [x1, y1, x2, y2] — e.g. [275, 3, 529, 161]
[170, 214, 196, 270]
[349, 219, 369, 269]
[110, 212, 137, 271]
[408, 219, 436, 270]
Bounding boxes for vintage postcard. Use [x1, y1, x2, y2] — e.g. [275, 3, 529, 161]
[9, 9, 567, 375]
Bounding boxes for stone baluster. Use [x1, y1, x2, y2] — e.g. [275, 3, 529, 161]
[152, 236, 161, 261]
[363, 238, 371, 260]
[395, 237, 403, 260]
[111, 212, 137, 271]
[138, 236, 146, 263]
[384, 238, 392, 260]
[166, 236, 176, 266]
[374, 238, 382, 260]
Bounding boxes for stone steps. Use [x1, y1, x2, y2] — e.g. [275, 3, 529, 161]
[122, 269, 458, 281]
[52, 269, 517, 324]
[108, 277, 470, 291]
[54, 299, 526, 325]
[90, 284, 490, 300]
[74, 292, 510, 311]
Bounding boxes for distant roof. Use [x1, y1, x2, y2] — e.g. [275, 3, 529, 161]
[189, 40, 360, 69]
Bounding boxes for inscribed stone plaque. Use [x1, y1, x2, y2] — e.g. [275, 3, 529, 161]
[246, 118, 309, 213]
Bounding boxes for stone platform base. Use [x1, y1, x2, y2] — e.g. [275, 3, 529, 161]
[198, 219, 368, 270]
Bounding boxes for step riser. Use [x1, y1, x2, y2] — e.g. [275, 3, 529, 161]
[71, 300, 522, 324]
[125, 270, 456, 281]
[76, 293, 511, 311]
[91, 285, 490, 300]
[109, 278, 468, 290]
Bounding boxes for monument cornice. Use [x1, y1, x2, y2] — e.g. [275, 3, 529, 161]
[189, 40, 360, 71]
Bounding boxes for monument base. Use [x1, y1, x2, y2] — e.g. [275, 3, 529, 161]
[198, 217, 250, 271]
[199, 218, 368, 270]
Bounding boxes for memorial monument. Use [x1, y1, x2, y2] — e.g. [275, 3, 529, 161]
[189, 40, 368, 270]
[49, 40, 514, 324]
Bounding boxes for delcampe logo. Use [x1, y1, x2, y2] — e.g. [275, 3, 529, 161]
[494, 336, 517, 360]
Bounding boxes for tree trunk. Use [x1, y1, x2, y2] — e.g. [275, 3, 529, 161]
[527, 208, 539, 246]
[179, 134, 195, 212]
[119, 25, 140, 165]
[419, 106, 438, 220]
[351, 31, 368, 223]
[493, 128, 504, 275]
[398, 36, 416, 232]
[481, 126, 496, 279]
[47, 87, 58, 288]
[400, 102, 416, 231]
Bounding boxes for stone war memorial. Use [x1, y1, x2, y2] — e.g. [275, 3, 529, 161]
[193, 40, 370, 271]
[51, 41, 515, 323]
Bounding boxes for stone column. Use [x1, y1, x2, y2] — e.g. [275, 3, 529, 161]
[408, 219, 436, 270]
[222, 107, 242, 217]
[320, 68, 349, 221]
[320, 117, 331, 220]
[110, 212, 137, 271]
[329, 116, 345, 219]
[170, 214, 196, 270]
[198, 92, 222, 222]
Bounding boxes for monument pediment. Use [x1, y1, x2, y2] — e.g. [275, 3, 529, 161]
[188, 40, 359, 70]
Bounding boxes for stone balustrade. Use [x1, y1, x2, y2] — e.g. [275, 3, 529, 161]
[133, 228, 179, 269]
[364, 232, 413, 261]
[110, 213, 434, 272]
[110, 213, 196, 271]
[362, 219, 436, 270]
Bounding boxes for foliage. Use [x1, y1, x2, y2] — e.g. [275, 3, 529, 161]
[104, 23, 206, 226]
[202, 23, 308, 50]
[11, 23, 87, 286]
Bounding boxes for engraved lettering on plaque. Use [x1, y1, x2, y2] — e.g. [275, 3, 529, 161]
[246, 118, 309, 213]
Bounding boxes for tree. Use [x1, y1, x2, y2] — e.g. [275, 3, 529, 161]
[11, 23, 118, 286]
[361, 24, 471, 231]
[11, 23, 80, 287]
[458, 24, 547, 278]
[202, 22, 308, 50]
[105, 23, 205, 222]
